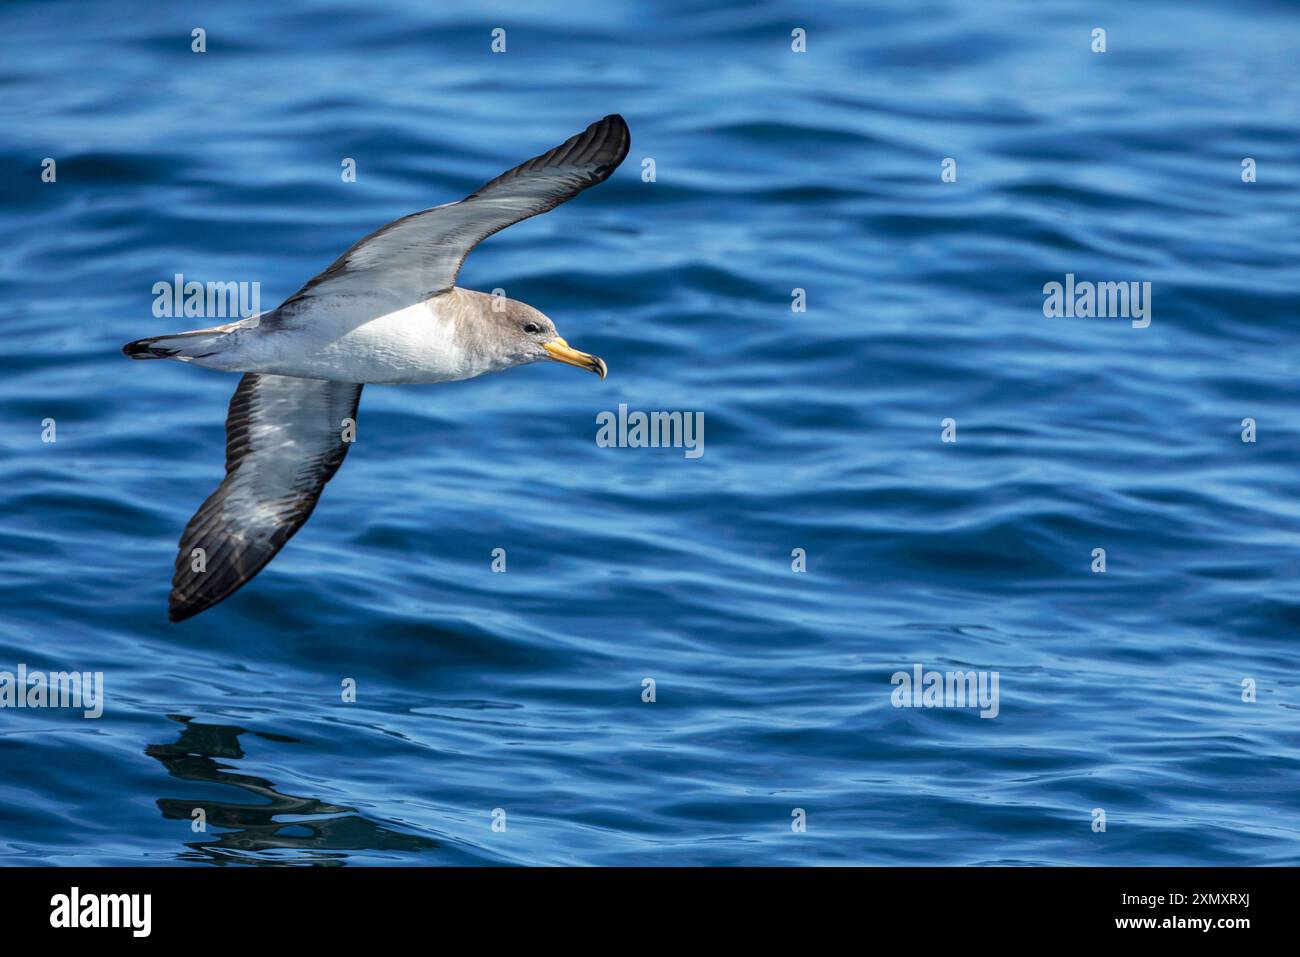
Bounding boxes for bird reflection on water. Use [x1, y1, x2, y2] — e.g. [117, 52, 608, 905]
[146, 715, 438, 866]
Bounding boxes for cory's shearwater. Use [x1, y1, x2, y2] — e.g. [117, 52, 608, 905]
[123, 114, 629, 622]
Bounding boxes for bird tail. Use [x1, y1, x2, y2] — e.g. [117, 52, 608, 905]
[121, 322, 240, 361]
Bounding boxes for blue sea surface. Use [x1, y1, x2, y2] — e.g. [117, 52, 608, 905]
[1, 0, 1299, 866]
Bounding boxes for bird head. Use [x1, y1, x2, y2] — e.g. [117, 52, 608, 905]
[494, 297, 607, 379]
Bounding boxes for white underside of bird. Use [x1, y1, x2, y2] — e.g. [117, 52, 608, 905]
[161, 289, 544, 385]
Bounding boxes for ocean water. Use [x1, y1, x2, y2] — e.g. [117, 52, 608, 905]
[1, 0, 1298, 866]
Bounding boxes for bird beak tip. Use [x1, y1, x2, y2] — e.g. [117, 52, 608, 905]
[544, 338, 607, 379]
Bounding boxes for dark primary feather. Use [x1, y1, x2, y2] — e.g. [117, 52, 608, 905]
[278, 113, 631, 316]
[169, 374, 363, 622]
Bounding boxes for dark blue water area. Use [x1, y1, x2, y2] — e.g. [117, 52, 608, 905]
[1, 0, 1298, 865]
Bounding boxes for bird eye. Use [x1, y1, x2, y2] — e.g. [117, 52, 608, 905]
[523, 322, 541, 334]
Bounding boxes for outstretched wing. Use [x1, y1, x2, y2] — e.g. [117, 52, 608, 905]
[278, 113, 630, 316]
[170, 373, 363, 622]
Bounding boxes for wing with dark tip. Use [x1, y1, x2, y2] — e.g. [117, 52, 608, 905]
[169, 373, 362, 622]
[278, 113, 630, 315]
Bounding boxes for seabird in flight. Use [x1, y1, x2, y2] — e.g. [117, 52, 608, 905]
[123, 114, 629, 622]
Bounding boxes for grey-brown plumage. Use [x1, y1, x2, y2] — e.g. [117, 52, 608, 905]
[278, 113, 630, 318]
[169, 374, 362, 622]
[128, 114, 627, 622]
